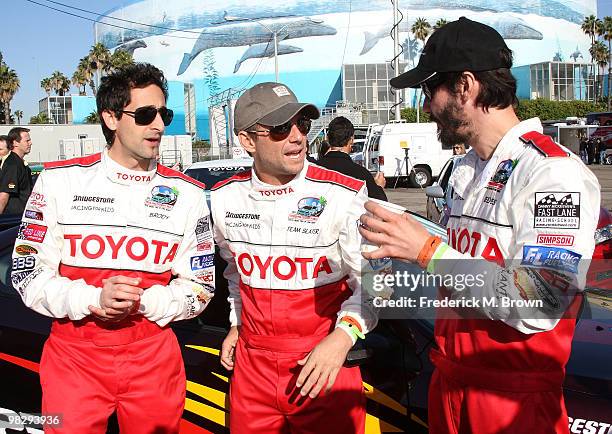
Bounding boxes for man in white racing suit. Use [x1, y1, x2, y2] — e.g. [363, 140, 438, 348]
[360, 18, 600, 434]
[212, 82, 380, 434]
[11, 63, 214, 433]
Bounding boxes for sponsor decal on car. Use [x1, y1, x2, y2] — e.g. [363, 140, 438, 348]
[24, 209, 43, 221]
[534, 192, 580, 229]
[567, 417, 612, 434]
[15, 245, 38, 256]
[17, 223, 47, 243]
[190, 254, 214, 271]
[521, 245, 582, 274]
[536, 234, 575, 246]
[289, 196, 327, 223]
[145, 185, 179, 210]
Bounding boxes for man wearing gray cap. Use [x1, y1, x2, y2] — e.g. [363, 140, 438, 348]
[359, 17, 600, 434]
[211, 82, 378, 433]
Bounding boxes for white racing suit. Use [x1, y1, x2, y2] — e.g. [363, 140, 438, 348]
[426, 118, 601, 434]
[11, 150, 214, 433]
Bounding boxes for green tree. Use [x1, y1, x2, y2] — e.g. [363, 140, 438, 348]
[84, 111, 100, 124]
[86, 43, 112, 95]
[590, 41, 609, 100]
[582, 15, 601, 61]
[29, 112, 50, 124]
[50, 71, 71, 96]
[0, 62, 20, 124]
[401, 107, 430, 122]
[433, 19, 448, 30]
[411, 18, 432, 44]
[40, 77, 52, 96]
[603, 16, 612, 109]
[515, 99, 606, 121]
[110, 50, 134, 72]
[72, 67, 88, 96]
[14, 109, 23, 124]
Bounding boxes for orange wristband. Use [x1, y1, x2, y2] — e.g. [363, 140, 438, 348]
[339, 316, 363, 333]
[416, 236, 442, 269]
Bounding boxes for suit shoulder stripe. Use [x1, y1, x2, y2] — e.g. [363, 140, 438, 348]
[156, 164, 205, 189]
[44, 153, 102, 170]
[305, 164, 364, 192]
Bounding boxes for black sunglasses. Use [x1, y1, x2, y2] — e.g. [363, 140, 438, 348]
[421, 76, 444, 100]
[121, 106, 174, 126]
[247, 117, 312, 140]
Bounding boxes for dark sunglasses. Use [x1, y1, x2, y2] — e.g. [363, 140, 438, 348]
[421, 76, 443, 100]
[247, 117, 312, 140]
[121, 106, 174, 126]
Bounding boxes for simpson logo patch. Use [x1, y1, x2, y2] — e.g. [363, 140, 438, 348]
[536, 234, 574, 246]
[534, 192, 580, 229]
[15, 244, 38, 256]
[17, 223, 47, 243]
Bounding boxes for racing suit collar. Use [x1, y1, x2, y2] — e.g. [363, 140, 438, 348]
[102, 149, 157, 186]
[249, 160, 307, 201]
[450, 117, 542, 198]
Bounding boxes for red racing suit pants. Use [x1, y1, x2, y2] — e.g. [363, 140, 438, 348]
[428, 349, 569, 434]
[229, 328, 366, 434]
[40, 320, 185, 434]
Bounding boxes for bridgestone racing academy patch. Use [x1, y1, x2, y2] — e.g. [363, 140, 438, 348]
[534, 192, 580, 229]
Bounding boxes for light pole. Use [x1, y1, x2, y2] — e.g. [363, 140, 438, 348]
[224, 15, 285, 82]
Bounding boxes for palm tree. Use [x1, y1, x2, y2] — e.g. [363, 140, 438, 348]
[84, 111, 100, 124]
[40, 77, 52, 96]
[110, 50, 134, 72]
[590, 41, 609, 100]
[50, 71, 71, 96]
[434, 19, 448, 30]
[603, 16, 612, 110]
[411, 18, 432, 44]
[71, 67, 88, 96]
[14, 109, 23, 124]
[582, 15, 601, 62]
[29, 112, 50, 124]
[87, 43, 112, 95]
[0, 63, 20, 124]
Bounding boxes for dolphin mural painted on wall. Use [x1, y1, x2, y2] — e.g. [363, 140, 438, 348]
[177, 17, 336, 75]
[361, 12, 543, 55]
[234, 42, 303, 73]
[114, 39, 147, 55]
[98, 0, 589, 48]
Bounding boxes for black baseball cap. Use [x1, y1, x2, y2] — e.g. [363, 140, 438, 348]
[390, 17, 512, 89]
[233, 82, 320, 134]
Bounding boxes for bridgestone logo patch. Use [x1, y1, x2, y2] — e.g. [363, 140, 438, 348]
[534, 192, 580, 229]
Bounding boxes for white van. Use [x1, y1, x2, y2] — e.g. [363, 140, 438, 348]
[364, 122, 453, 187]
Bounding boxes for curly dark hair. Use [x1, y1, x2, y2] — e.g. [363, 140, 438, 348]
[96, 63, 168, 145]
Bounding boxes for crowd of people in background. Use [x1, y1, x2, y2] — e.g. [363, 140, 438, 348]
[580, 136, 608, 165]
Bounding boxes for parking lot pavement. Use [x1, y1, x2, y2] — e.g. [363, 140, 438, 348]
[383, 165, 612, 218]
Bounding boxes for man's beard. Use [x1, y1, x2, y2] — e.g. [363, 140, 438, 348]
[430, 97, 473, 146]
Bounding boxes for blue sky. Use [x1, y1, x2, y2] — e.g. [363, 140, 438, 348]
[1, 0, 612, 121]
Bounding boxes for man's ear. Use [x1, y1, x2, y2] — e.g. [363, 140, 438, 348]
[238, 131, 256, 154]
[101, 110, 118, 131]
[458, 71, 478, 105]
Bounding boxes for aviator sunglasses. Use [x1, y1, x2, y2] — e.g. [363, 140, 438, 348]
[421, 75, 444, 100]
[121, 106, 174, 126]
[247, 117, 312, 140]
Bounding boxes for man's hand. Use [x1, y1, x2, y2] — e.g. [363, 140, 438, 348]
[295, 328, 354, 399]
[359, 200, 430, 261]
[221, 326, 239, 370]
[88, 276, 142, 322]
[374, 172, 386, 188]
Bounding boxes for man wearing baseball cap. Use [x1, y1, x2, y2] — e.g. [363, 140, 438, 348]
[360, 18, 600, 433]
[211, 82, 380, 433]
